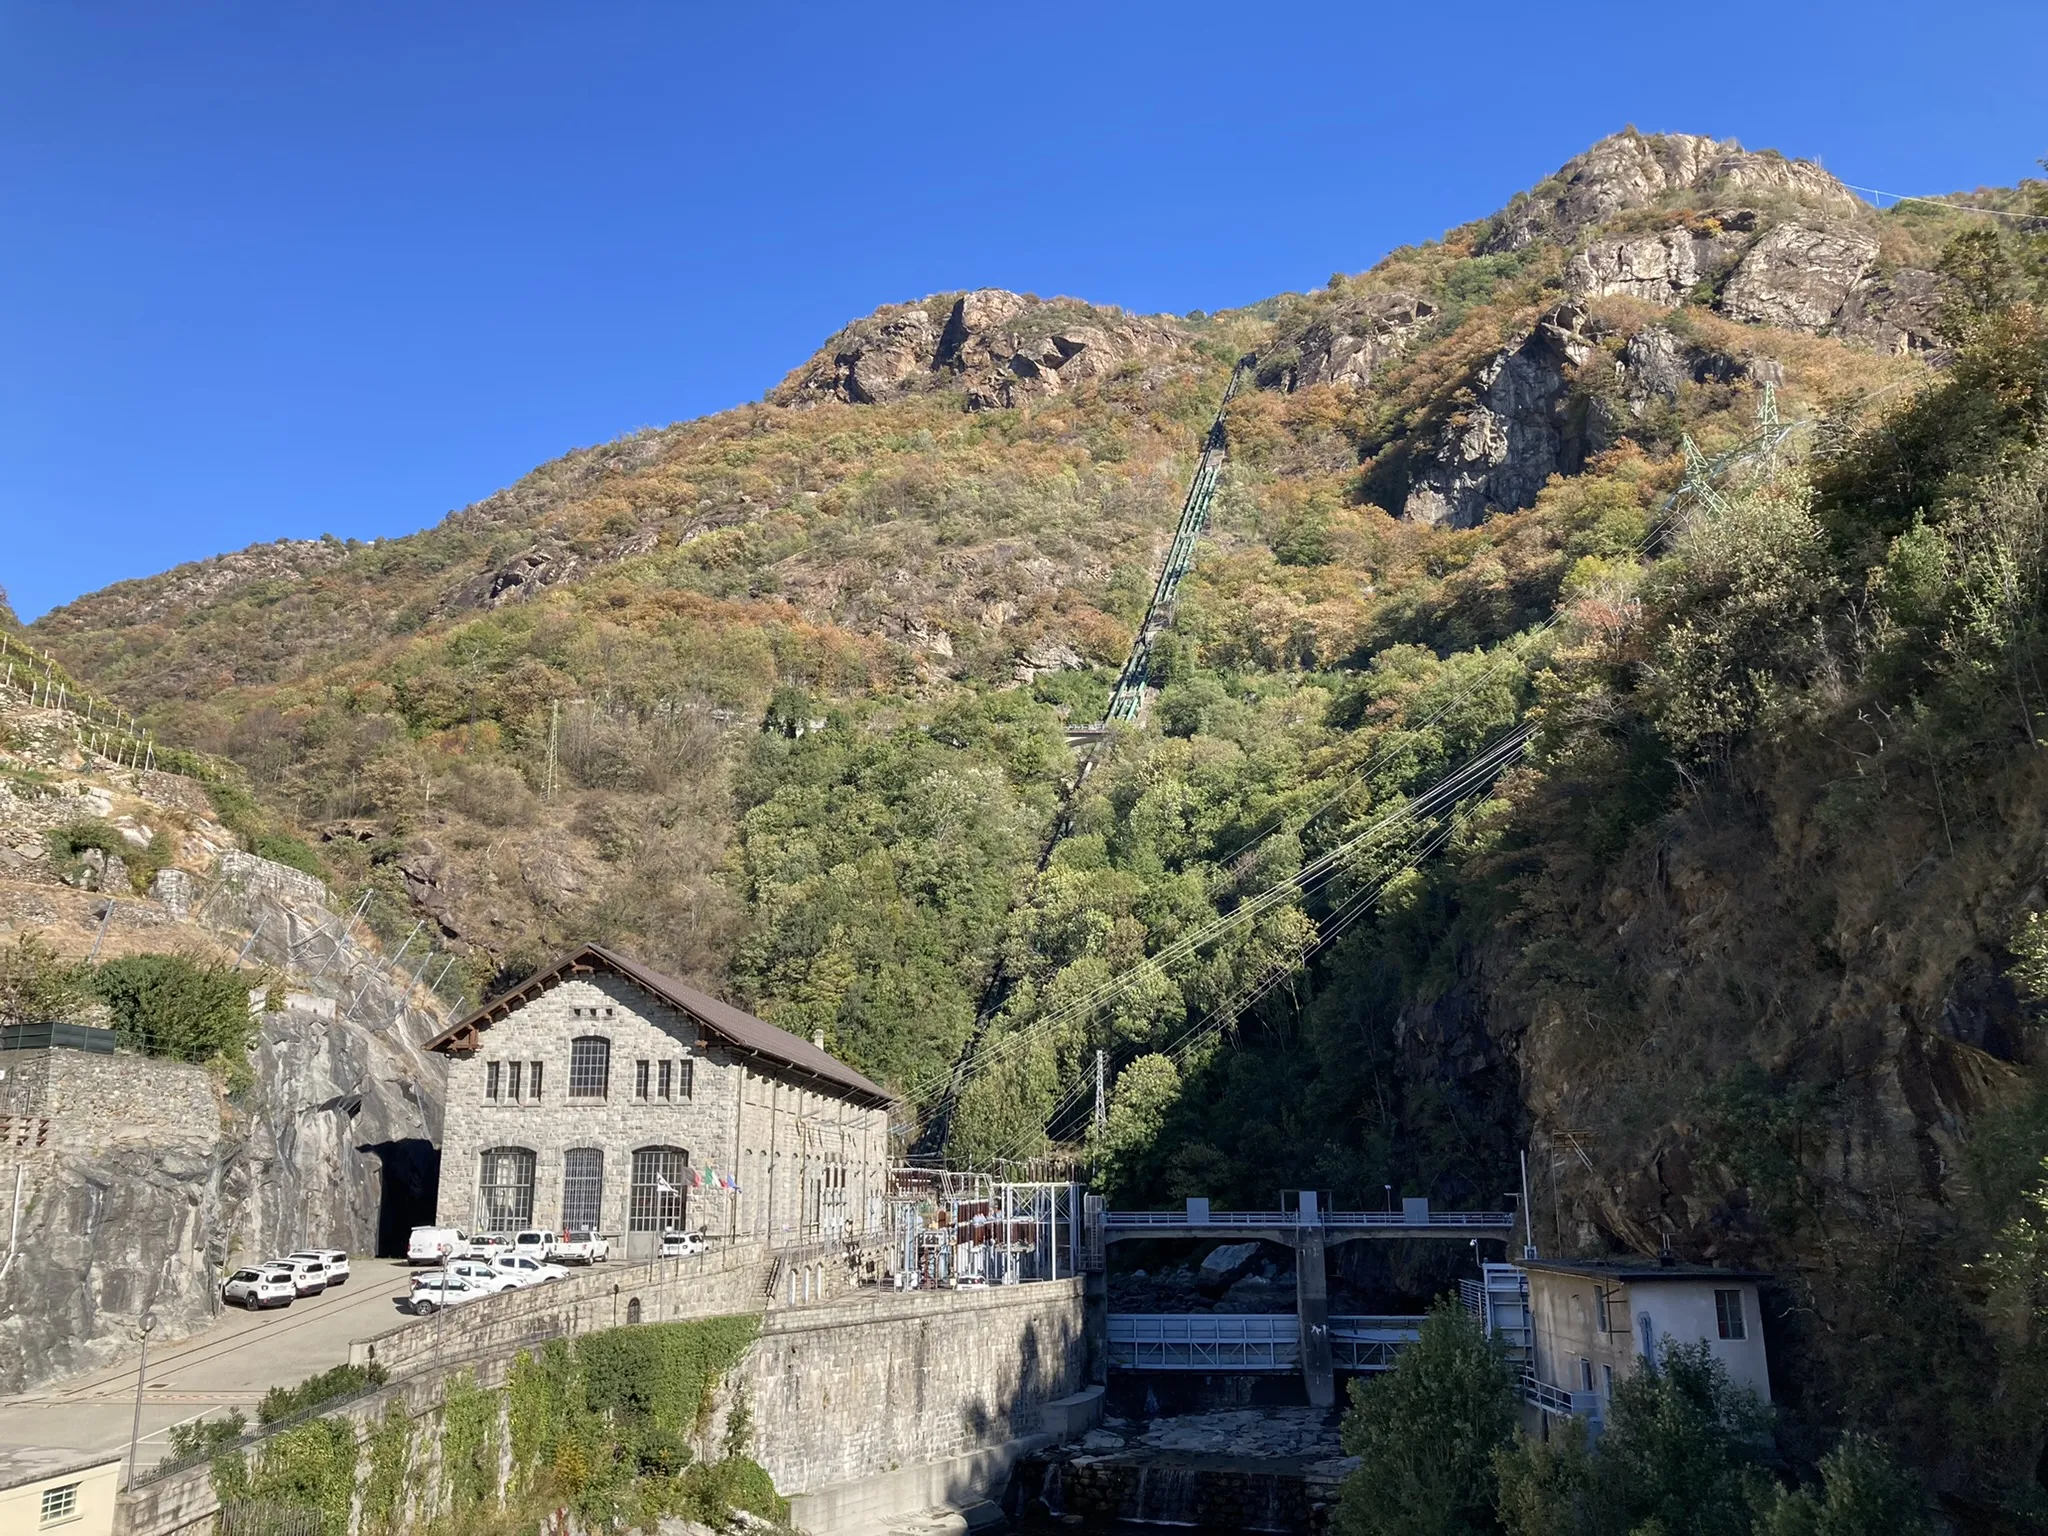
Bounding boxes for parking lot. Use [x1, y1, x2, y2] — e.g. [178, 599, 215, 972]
[0, 1258, 422, 1475]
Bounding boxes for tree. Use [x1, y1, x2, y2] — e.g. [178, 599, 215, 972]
[1496, 1340, 1772, 1536]
[1335, 1297, 1519, 1536]
[1751, 1435, 1927, 1536]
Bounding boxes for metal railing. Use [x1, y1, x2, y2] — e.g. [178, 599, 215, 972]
[1101, 1208, 1514, 1228]
[1106, 1313, 1299, 1371]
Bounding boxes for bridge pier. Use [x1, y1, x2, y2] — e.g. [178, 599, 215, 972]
[1294, 1193, 1335, 1408]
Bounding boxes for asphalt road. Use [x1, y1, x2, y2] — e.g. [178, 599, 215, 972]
[0, 1258, 423, 1478]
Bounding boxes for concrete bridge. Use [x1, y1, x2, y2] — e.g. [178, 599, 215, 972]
[1095, 1192, 1514, 1406]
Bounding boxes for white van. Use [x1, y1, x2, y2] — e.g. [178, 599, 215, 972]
[406, 1226, 469, 1265]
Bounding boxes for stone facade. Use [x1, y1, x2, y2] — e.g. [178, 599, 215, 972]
[436, 972, 891, 1258]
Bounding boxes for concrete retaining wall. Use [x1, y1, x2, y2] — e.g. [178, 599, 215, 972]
[741, 1279, 1092, 1528]
[350, 1241, 779, 1375]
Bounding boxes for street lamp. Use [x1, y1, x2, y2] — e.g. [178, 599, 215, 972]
[125, 1312, 158, 1488]
[1384, 1184, 1392, 1214]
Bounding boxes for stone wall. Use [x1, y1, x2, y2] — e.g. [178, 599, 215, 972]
[438, 972, 889, 1256]
[215, 848, 328, 910]
[737, 1280, 1090, 1497]
[0, 1050, 227, 1393]
[348, 1238, 786, 1376]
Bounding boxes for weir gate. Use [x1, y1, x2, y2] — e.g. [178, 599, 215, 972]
[1093, 1192, 1516, 1406]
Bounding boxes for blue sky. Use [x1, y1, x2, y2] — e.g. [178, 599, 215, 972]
[3, 2, 2042, 621]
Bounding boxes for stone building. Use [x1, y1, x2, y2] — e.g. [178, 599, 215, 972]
[427, 944, 895, 1259]
[1519, 1255, 1771, 1427]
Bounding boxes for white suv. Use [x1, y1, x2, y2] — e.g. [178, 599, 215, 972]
[491, 1253, 568, 1287]
[409, 1273, 494, 1314]
[266, 1255, 328, 1296]
[411, 1258, 517, 1296]
[222, 1266, 297, 1310]
[288, 1249, 349, 1286]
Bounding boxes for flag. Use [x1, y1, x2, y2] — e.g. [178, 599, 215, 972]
[656, 1175, 677, 1197]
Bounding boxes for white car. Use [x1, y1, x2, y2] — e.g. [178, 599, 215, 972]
[658, 1229, 707, 1258]
[490, 1253, 568, 1287]
[411, 1259, 517, 1295]
[222, 1266, 297, 1310]
[511, 1229, 557, 1260]
[409, 1273, 495, 1314]
[406, 1226, 470, 1265]
[554, 1231, 611, 1265]
[288, 1249, 349, 1286]
[468, 1233, 515, 1260]
[266, 1255, 329, 1296]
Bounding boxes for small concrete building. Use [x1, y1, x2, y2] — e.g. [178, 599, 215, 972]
[428, 944, 895, 1260]
[0, 1450, 123, 1536]
[1521, 1257, 1771, 1421]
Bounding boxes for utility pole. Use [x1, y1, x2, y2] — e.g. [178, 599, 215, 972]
[1093, 1049, 1106, 1135]
[545, 699, 560, 798]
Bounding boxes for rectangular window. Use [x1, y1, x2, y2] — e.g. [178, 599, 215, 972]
[1579, 1358, 1593, 1391]
[630, 1146, 690, 1232]
[508, 1061, 524, 1101]
[1715, 1289, 1746, 1340]
[636, 1060, 650, 1099]
[479, 1147, 537, 1232]
[563, 1148, 604, 1231]
[41, 1482, 79, 1524]
[529, 1061, 543, 1099]
[659, 1060, 673, 1099]
[486, 1062, 501, 1100]
[677, 1058, 693, 1099]
[1602, 1364, 1614, 1396]
[1595, 1289, 1609, 1333]
[569, 1037, 610, 1099]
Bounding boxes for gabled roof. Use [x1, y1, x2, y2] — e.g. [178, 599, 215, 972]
[425, 943, 893, 1109]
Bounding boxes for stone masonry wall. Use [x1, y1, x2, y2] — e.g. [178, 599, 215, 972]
[438, 973, 890, 1253]
[735, 1279, 1090, 1497]
[0, 1050, 227, 1393]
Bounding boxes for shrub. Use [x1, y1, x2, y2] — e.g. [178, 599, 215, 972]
[0, 931, 92, 1025]
[89, 952, 255, 1078]
[44, 817, 168, 894]
[162, 1410, 246, 1470]
[257, 1361, 388, 1425]
[1335, 1298, 1518, 1536]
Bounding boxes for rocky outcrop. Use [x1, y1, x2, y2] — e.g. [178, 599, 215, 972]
[1484, 132, 1861, 254]
[1831, 263, 1944, 355]
[1401, 304, 1598, 528]
[0, 870, 446, 1394]
[1717, 221, 1881, 333]
[1566, 218, 1753, 305]
[1273, 292, 1437, 391]
[772, 290, 1191, 411]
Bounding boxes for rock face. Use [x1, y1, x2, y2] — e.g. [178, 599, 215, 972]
[0, 868, 446, 1394]
[1277, 292, 1437, 390]
[1830, 263, 1944, 355]
[1566, 219, 1753, 305]
[1717, 221, 1881, 333]
[1402, 304, 1598, 528]
[771, 289, 1191, 410]
[1484, 132, 1861, 254]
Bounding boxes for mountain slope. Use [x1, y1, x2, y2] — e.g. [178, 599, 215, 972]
[21, 128, 2048, 1508]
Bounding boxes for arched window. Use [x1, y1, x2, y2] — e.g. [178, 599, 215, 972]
[630, 1145, 690, 1232]
[626, 1297, 642, 1325]
[479, 1146, 536, 1232]
[562, 1148, 604, 1232]
[569, 1037, 611, 1099]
